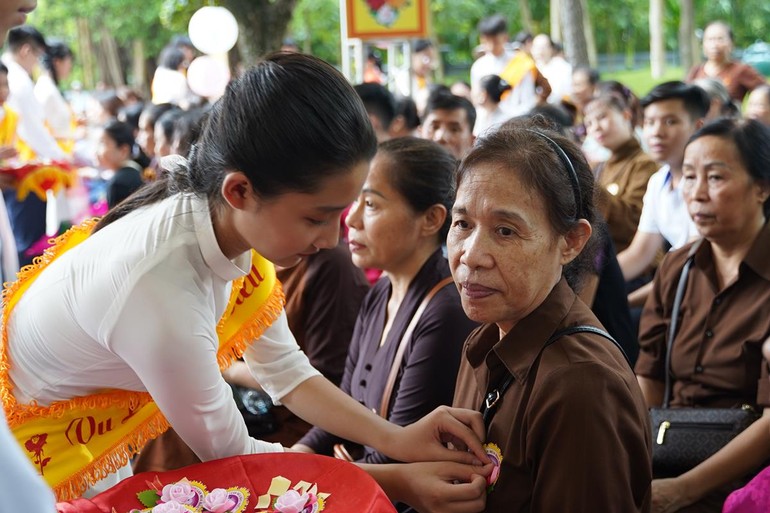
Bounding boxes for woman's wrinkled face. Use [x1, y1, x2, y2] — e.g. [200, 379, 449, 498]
[682, 135, 768, 243]
[447, 163, 566, 334]
[703, 24, 732, 62]
[345, 153, 427, 274]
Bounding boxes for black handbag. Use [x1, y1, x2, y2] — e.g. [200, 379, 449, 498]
[230, 384, 278, 437]
[650, 241, 760, 477]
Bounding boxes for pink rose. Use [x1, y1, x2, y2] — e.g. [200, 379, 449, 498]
[274, 490, 309, 513]
[161, 482, 196, 505]
[202, 488, 236, 513]
[152, 500, 189, 513]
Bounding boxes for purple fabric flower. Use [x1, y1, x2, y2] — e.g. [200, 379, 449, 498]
[202, 488, 236, 513]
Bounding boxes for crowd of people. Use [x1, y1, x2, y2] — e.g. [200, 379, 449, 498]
[1, 5, 770, 513]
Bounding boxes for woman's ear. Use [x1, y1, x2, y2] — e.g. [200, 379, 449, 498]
[560, 219, 592, 265]
[420, 204, 448, 238]
[221, 172, 256, 211]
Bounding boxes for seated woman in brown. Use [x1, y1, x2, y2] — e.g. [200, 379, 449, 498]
[295, 137, 478, 464]
[450, 118, 652, 512]
[636, 118, 770, 512]
[584, 87, 658, 253]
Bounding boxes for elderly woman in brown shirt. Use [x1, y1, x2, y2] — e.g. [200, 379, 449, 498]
[585, 88, 659, 252]
[450, 118, 652, 512]
[636, 118, 770, 512]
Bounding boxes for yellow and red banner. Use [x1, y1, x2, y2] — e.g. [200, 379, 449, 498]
[346, 0, 429, 40]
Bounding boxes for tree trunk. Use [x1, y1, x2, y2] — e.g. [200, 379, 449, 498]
[560, 0, 590, 67]
[650, 0, 665, 78]
[518, 0, 534, 33]
[224, 0, 298, 65]
[131, 39, 147, 94]
[679, 0, 695, 71]
[76, 18, 95, 90]
[581, 0, 597, 68]
[550, 0, 562, 43]
[99, 25, 125, 87]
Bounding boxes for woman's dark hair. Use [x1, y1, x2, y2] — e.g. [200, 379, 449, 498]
[140, 103, 178, 130]
[96, 90, 125, 120]
[480, 74, 511, 104]
[96, 52, 377, 231]
[158, 45, 186, 70]
[41, 40, 73, 87]
[378, 137, 457, 241]
[103, 120, 136, 152]
[394, 96, 420, 130]
[173, 107, 209, 157]
[458, 116, 599, 291]
[118, 102, 145, 132]
[155, 109, 184, 143]
[687, 117, 770, 216]
[593, 80, 642, 127]
[572, 66, 600, 86]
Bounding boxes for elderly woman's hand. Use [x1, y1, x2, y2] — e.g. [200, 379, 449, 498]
[651, 477, 696, 513]
[384, 461, 490, 513]
[385, 406, 490, 466]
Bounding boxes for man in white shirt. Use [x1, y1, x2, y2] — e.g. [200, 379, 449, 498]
[617, 81, 710, 306]
[470, 15, 514, 101]
[2, 25, 69, 267]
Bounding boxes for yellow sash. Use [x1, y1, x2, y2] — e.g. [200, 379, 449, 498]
[0, 107, 19, 147]
[0, 218, 285, 500]
[499, 51, 538, 94]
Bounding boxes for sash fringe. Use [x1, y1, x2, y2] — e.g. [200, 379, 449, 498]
[0, 218, 286, 500]
[53, 410, 171, 501]
[1, 219, 102, 424]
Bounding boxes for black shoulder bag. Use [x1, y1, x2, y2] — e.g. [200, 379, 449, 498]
[481, 325, 630, 428]
[649, 241, 760, 478]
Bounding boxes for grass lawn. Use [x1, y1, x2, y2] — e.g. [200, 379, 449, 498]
[602, 66, 686, 96]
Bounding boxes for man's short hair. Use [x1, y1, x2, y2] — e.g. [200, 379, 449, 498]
[7, 25, 47, 54]
[640, 81, 710, 121]
[424, 90, 477, 132]
[478, 15, 508, 37]
[354, 82, 397, 130]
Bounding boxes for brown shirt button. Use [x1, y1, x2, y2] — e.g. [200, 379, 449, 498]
[705, 329, 714, 338]
[695, 365, 704, 373]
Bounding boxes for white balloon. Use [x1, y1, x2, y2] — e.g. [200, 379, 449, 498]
[188, 6, 239, 55]
[187, 56, 231, 99]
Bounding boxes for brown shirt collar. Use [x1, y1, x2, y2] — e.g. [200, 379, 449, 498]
[693, 221, 770, 284]
[465, 278, 575, 382]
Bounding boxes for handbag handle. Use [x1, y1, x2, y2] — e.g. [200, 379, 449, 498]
[379, 276, 455, 418]
[662, 239, 703, 408]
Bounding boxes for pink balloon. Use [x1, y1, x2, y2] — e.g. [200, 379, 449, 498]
[186, 56, 231, 99]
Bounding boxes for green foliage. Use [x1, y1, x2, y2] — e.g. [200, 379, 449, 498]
[289, 0, 341, 64]
[30, 0, 175, 57]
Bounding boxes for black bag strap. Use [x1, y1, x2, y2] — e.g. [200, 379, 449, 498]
[480, 324, 625, 428]
[662, 239, 703, 408]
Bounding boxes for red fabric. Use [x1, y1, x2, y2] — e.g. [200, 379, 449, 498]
[56, 453, 396, 513]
